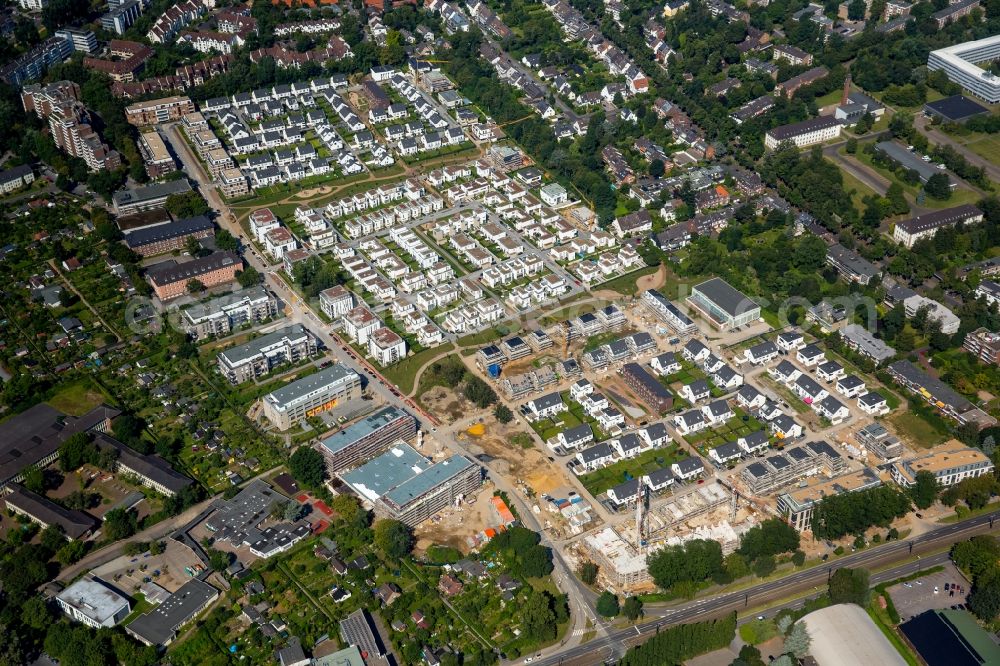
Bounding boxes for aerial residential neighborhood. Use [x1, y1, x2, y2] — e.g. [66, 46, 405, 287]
[0, 0, 998, 664]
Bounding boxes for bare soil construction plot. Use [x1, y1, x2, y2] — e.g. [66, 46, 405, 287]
[414, 484, 498, 554]
[459, 420, 572, 497]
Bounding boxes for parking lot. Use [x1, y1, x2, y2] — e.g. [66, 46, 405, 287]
[887, 562, 970, 622]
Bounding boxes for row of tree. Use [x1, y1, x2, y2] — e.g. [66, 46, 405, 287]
[811, 484, 912, 540]
[618, 612, 737, 666]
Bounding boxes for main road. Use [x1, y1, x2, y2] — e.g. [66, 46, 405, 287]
[530, 510, 1000, 666]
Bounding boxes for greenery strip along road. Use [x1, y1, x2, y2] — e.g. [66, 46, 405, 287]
[534, 511, 1000, 666]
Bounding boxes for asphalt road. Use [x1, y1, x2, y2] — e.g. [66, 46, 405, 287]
[530, 511, 1000, 666]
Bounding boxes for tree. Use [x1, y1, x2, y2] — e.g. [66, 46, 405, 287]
[373, 519, 413, 560]
[40, 524, 66, 552]
[237, 266, 261, 288]
[733, 644, 766, 666]
[521, 591, 557, 643]
[738, 518, 800, 559]
[521, 544, 554, 578]
[463, 376, 498, 408]
[952, 536, 1000, 579]
[910, 470, 939, 509]
[215, 228, 239, 252]
[828, 568, 870, 606]
[784, 622, 811, 658]
[493, 403, 513, 424]
[969, 567, 1000, 622]
[596, 591, 620, 617]
[22, 466, 45, 493]
[208, 548, 232, 571]
[165, 191, 210, 218]
[753, 555, 776, 578]
[56, 540, 87, 565]
[578, 561, 598, 585]
[103, 508, 138, 541]
[187, 279, 205, 294]
[847, 0, 866, 18]
[288, 447, 326, 488]
[792, 550, 806, 566]
[59, 433, 97, 472]
[925, 173, 952, 200]
[623, 596, 643, 621]
[650, 159, 665, 178]
[284, 502, 306, 522]
[647, 539, 725, 590]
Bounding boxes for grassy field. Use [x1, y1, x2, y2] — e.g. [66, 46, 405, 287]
[947, 132, 1000, 169]
[382, 342, 455, 395]
[47, 378, 113, 416]
[597, 266, 658, 296]
[887, 410, 950, 448]
[827, 157, 879, 210]
[848, 145, 982, 210]
[579, 446, 685, 496]
[456, 323, 522, 348]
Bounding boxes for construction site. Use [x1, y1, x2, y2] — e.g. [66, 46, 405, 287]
[580, 482, 764, 594]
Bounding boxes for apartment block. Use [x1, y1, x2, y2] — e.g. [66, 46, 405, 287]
[125, 96, 195, 126]
[261, 364, 362, 430]
[146, 251, 242, 301]
[182, 287, 279, 339]
[216, 323, 318, 384]
[318, 406, 417, 474]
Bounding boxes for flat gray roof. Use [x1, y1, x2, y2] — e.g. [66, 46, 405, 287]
[692, 277, 758, 318]
[265, 363, 359, 409]
[319, 406, 411, 456]
[126, 578, 218, 646]
[56, 578, 130, 625]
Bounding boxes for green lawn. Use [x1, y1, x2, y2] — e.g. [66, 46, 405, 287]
[597, 266, 658, 296]
[456, 323, 521, 348]
[47, 378, 113, 416]
[826, 157, 878, 210]
[946, 132, 1000, 169]
[579, 446, 686, 496]
[380, 342, 455, 395]
[887, 410, 950, 448]
[848, 144, 982, 210]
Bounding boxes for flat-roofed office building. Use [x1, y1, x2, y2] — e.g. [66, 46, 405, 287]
[928, 35, 1000, 103]
[687, 277, 761, 330]
[261, 364, 362, 430]
[56, 578, 132, 628]
[340, 443, 481, 526]
[318, 406, 417, 473]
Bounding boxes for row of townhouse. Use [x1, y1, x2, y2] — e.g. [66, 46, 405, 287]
[481, 254, 545, 288]
[507, 273, 568, 310]
[324, 181, 412, 220]
[441, 296, 505, 334]
[741, 439, 848, 495]
[450, 232, 497, 269]
[342, 195, 444, 239]
[574, 423, 670, 472]
[474, 328, 555, 377]
[389, 226, 440, 269]
[557, 304, 627, 344]
[604, 456, 707, 506]
[582, 331, 657, 372]
[339, 254, 398, 303]
[500, 365, 558, 400]
[292, 206, 339, 251]
[389, 300, 445, 348]
[147, 0, 205, 44]
[572, 245, 644, 286]
[396, 127, 467, 156]
[549, 231, 616, 261]
[707, 430, 772, 466]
